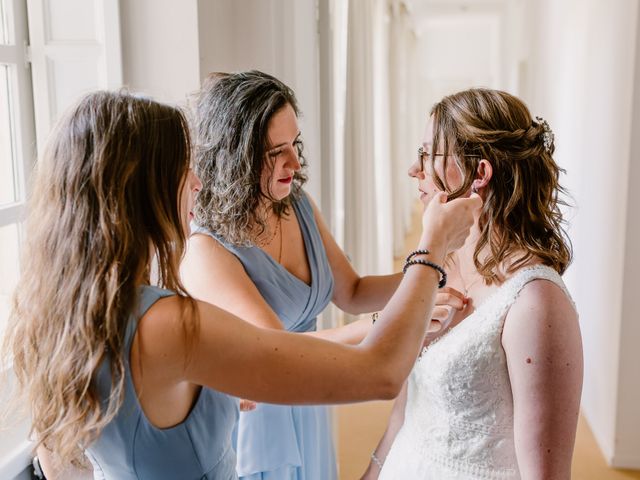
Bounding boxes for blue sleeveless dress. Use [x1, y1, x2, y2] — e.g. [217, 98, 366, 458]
[192, 193, 337, 480]
[85, 285, 240, 480]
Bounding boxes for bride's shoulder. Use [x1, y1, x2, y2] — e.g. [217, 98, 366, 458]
[501, 269, 578, 348]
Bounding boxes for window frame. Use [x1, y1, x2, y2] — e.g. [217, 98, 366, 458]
[0, 1, 37, 476]
[0, 0, 35, 350]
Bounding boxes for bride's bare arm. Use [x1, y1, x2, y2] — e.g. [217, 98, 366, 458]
[361, 382, 408, 480]
[502, 280, 582, 480]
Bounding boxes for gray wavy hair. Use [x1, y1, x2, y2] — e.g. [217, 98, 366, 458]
[192, 70, 308, 246]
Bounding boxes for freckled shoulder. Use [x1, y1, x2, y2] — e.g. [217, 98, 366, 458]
[511, 278, 576, 321]
[502, 276, 579, 358]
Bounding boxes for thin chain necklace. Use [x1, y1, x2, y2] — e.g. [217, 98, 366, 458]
[277, 216, 283, 264]
[455, 252, 483, 296]
[256, 215, 280, 247]
[256, 215, 283, 264]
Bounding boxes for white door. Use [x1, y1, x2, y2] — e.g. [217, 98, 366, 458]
[27, 0, 123, 152]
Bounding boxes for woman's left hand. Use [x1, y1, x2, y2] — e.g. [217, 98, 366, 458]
[427, 287, 467, 333]
[239, 399, 257, 411]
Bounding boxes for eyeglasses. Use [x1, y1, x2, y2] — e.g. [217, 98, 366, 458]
[417, 146, 481, 172]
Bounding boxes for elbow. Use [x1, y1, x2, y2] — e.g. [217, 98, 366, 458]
[333, 278, 365, 315]
[359, 347, 405, 400]
[374, 367, 404, 400]
[332, 295, 360, 316]
[379, 384, 403, 400]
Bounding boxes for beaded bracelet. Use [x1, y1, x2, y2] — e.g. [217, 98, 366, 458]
[403, 258, 447, 288]
[371, 451, 384, 469]
[405, 248, 430, 263]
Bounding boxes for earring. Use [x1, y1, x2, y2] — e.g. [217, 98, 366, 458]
[471, 184, 478, 194]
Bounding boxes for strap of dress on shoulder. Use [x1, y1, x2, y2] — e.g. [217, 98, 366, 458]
[124, 285, 177, 346]
[505, 265, 575, 311]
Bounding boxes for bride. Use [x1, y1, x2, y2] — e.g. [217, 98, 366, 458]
[363, 88, 583, 480]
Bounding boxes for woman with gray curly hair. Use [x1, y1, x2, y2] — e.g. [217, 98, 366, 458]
[180, 71, 468, 480]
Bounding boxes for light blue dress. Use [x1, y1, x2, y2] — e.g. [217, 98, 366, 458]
[192, 193, 337, 480]
[85, 285, 240, 480]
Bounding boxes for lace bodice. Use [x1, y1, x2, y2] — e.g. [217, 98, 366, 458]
[379, 265, 573, 480]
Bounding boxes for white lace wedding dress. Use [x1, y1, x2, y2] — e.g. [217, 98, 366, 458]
[379, 265, 573, 480]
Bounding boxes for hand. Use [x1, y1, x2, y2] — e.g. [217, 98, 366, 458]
[239, 399, 257, 412]
[422, 287, 469, 340]
[421, 192, 482, 254]
[426, 286, 467, 333]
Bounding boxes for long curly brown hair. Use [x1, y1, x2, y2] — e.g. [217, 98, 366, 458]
[428, 88, 572, 282]
[192, 70, 308, 246]
[2, 91, 194, 466]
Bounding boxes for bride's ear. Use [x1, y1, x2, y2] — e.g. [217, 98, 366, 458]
[472, 159, 493, 192]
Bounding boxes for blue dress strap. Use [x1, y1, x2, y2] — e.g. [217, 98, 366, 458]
[122, 285, 176, 347]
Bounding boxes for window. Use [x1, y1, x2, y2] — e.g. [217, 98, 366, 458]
[0, 0, 36, 477]
[0, 0, 35, 345]
[0, 1, 122, 476]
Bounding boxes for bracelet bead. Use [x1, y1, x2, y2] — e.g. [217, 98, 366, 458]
[402, 258, 447, 288]
[371, 452, 384, 469]
[405, 248, 430, 263]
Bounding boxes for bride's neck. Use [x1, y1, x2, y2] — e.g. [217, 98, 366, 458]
[454, 224, 483, 275]
[453, 225, 542, 288]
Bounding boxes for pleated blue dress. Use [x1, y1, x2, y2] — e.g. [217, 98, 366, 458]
[192, 193, 337, 480]
[86, 285, 240, 480]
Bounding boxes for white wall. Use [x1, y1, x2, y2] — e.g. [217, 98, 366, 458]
[616, 2, 640, 466]
[119, 0, 323, 202]
[119, 0, 200, 103]
[196, 0, 323, 204]
[526, 0, 640, 467]
[412, 1, 507, 111]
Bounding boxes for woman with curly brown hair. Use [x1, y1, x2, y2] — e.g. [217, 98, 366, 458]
[181, 71, 471, 480]
[2, 90, 481, 479]
[363, 88, 583, 480]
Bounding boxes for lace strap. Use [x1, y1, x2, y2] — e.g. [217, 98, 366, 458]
[499, 265, 575, 314]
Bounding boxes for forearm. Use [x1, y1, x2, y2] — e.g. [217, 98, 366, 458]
[359, 239, 445, 384]
[305, 318, 371, 345]
[335, 273, 403, 315]
[362, 382, 408, 479]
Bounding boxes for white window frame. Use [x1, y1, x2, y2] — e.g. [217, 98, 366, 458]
[0, 0, 35, 353]
[0, 0, 35, 227]
[0, 0, 37, 476]
[1, 1, 122, 477]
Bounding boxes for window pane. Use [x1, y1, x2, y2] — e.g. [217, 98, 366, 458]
[0, 223, 20, 339]
[0, 0, 9, 45]
[0, 63, 17, 206]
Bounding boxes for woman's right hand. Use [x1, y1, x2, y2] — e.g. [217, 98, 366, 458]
[420, 192, 482, 254]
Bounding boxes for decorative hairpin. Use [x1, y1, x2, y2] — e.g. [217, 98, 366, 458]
[535, 116, 554, 154]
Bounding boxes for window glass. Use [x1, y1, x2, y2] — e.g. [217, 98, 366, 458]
[0, 223, 20, 338]
[0, 63, 16, 206]
[0, 0, 10, 45]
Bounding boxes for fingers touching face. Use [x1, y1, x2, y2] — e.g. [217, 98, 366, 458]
[409, 117, 464, 206]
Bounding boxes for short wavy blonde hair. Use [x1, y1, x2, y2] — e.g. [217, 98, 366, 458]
[428, 88, 572, 282]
